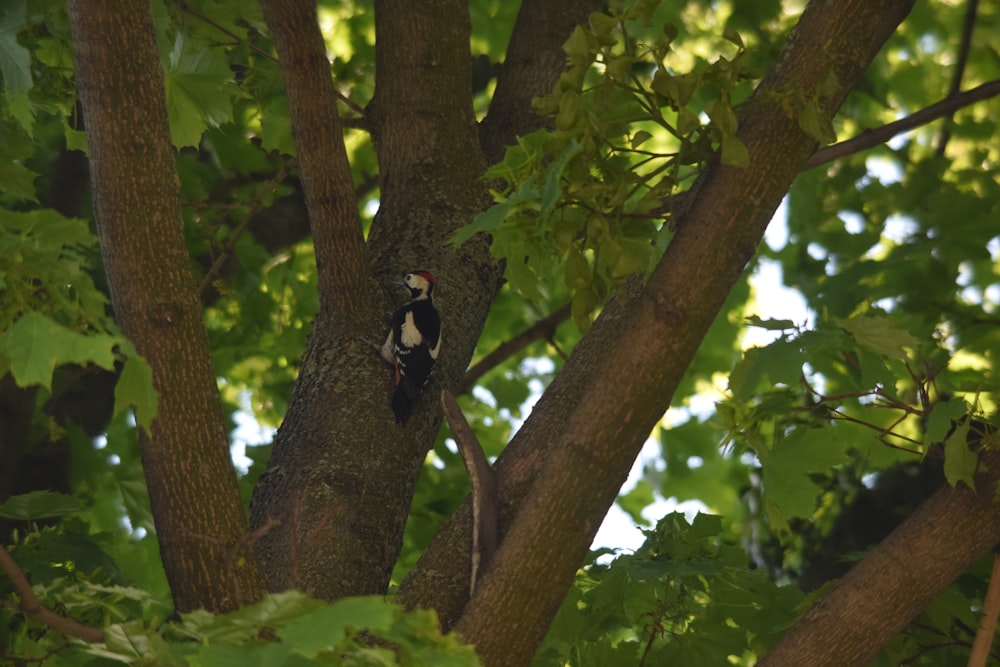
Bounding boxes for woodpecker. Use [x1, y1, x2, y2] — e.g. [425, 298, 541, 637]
[381, 270, 441, 424]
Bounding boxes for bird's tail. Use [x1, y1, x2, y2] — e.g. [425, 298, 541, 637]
[391, 379, 419, 424]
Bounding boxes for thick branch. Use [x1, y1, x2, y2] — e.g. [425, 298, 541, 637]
[398, 278, 643, 626]
[259, 0, 373, 321]
[759, 453, 1000, 666]
[804, 79, 1000, 169]
[1, 544, 105, 643]
[479, 0, 605, 163]
[68, 0, 265, 612]
[450, 2, 915, 664]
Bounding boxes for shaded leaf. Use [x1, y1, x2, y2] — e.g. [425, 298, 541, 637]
[163, 32, 237, 148]
[943, 418, 977, 490]
[0, 1, 32, 96]
[0, 491, 84, 520]
[115, 354, 159, 436]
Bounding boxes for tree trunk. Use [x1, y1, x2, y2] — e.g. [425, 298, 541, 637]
[249, 0, 503, 599]
[68, 0, 265, 613]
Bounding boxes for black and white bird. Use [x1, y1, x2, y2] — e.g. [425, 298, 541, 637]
[381, 270, 441, 424]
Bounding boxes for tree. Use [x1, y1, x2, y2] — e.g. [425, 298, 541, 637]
[1, 0, 999, 665]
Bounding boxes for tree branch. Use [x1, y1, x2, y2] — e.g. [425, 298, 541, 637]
[0, 544, 105, 643]
[441, 390, 498, 595]
[457, 303, 571, 394]
[759, 452, 1000, 666]
[398, 279, 643, 628]
[936, 0, 979, 155]
[259, 0, 374, 321]
[449, 2, 916, 664]
[479, 0, 605, 163]
[68, 0, 266, 613]
[804, 79, 1000, 169]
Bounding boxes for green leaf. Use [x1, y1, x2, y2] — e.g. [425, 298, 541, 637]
[278, 596, 395, 656]
[115, 354, 159, 436]
[728, 340, 804, 401]
[259, 94, 295, 156]
[720, 133, 749, 167]
[563, 25, 592, 68]
[705, 98, 738, 135]
[943, 418, 977, 490]
[924, 397, 968, 446]
[539, 140, 582, 218]
[762, 427, 850, 520]
[0, 312, 118, 390]
[163, 32, 237, 148]
[0, 1, 32, 96]
[835, 314, 919, 359]
[571, 287, 599, 334]
[0, 159, 39, 201]
[504, 256, 543, 301]
[722, 27, 745, 49]
[588, 12, 618, 37]
[0, 491, 84, 520]
[630, 130, 652, 149]
[745, 316, 796, 330]
[565, 245, 591, 289]
[453, 201, 509, 246]
[797, 101, 836, 144]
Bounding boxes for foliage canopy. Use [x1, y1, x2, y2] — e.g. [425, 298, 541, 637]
[1, 0, 999, 665]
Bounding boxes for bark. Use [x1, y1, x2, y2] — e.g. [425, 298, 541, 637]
[68, 1, 265, 612]
[398, 278, 643, 626]
[249, 0, 501, 599]
[257, 0, 375, 321]
[448, 1, 915, 664]
[759, 452, 1000, 666]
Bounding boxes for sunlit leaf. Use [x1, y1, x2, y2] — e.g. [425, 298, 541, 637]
[0, 312, 117, 390]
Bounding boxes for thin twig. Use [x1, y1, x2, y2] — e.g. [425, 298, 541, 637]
[441, 390, 499, 596]
[803, 79, 1000, 169]
[458, 303, 571, 394]
[936, 0, 979, 156]
[197, 165, 291, 297]
[0, 544, 105, 643]
[968, 552, 1000, 667]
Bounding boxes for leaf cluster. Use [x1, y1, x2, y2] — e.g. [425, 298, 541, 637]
[455, 2, 756, 331]
[535, 512, 801, 667]
[1, 492, 479, 666]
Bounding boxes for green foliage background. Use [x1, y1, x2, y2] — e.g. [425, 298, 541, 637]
[1, 0, 998, 664]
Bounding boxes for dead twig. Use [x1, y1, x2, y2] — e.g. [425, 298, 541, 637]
[441, 390, 498, 595]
